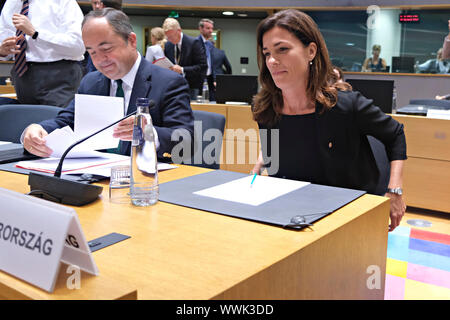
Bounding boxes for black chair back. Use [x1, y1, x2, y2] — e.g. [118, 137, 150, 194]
[0, 104, 60, 143]
[191, 110, 226, 169]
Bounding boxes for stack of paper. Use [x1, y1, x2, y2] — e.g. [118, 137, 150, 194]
[45, 94, 124, 158]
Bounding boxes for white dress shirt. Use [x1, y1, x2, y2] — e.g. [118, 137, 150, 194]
[200, 35, 211, 76]
[0, 0, 85, 62]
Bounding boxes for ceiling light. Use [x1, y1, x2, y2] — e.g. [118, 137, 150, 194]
[222, 11, 234, 16]
[237, 13, 248, 17]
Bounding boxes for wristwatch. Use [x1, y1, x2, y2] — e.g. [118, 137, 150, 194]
[32, 31, 38, 40]
[387, 188, 403, 195]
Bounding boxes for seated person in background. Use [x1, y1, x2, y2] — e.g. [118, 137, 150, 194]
[251, 9, 407, 231]
[362, 44, 387, 72]
[436, 93, 450, 100]
[145, 27, 166, 63]
[417, 48, 449, 74]
[22, 8, 194, 160]
[442, 19, 450, 59]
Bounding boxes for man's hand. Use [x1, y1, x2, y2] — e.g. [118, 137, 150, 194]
[170, 64, 183, 74]
[23, 124, 52, 157]
[0, 36, 21, 57]
[12, 13, 35, 36]
[113, 115, 146, 141]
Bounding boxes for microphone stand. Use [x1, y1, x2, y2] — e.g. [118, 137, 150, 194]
[54, 111, 137, 178]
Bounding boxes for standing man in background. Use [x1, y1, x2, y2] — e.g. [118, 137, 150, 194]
[163, 17, 207, 100]
[197, 18, 215, 101]
[211, 40, 232, 76]
[0, 0, 85, 108]
[91, 0, 122, 11]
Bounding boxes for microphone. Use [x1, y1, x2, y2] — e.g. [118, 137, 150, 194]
[27, 101, 153, 206]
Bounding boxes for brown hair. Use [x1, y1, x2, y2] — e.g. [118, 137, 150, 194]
[252, 9, 340, 126]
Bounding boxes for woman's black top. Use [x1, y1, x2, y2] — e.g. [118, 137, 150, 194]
[271, 113, 325, 185]
[257, 90, 407, 194]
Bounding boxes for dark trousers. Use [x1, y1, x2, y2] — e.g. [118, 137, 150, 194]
[11, 60, 82, 108]
[207, 74, 215, 101]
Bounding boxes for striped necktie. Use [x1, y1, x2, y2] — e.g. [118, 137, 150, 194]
[14, 0, 29, 77]
[175, 45, 180, 64]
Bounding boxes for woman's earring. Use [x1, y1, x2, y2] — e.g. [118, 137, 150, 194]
[309, 61, 313, 65]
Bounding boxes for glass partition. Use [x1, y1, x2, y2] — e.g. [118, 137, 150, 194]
[305, 8, 450, 75]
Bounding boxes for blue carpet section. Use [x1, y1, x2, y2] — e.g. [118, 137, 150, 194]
[387, 233, 410, 261]
[409, 238, 450, 258]
[407, 249, 450, 272]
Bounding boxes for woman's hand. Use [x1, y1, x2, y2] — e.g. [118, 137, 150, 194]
[385, 193, 406, 232]
[251, 151, 264, 175]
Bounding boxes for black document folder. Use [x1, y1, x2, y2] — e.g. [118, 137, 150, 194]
[159, 170, 366, 230]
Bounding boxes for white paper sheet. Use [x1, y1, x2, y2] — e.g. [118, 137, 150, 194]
[153, 56, 174, 69]
[0, 141, 12, 145]
[43, 94, 125, 158]
[427, 109, 450, 120]
[16, 153, 129, 174]
[74, 94, 124, 150]
[45, 126, 103, 158]
[16, 154, 177, 176]
[194, 175, 310, 206]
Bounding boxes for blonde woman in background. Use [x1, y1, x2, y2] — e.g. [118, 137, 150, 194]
[145, 27, 166, 62]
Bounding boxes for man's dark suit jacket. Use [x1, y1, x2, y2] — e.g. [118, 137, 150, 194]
[39, 58, 194, 159]
[164, 33, 207, 91]
[211, 47, 232, 76]
[196, 35, 215, 80]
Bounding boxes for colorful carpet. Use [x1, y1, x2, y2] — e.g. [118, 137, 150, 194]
[385, 225, 450, 299]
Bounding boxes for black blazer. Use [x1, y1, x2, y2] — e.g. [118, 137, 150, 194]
[258, 90, 407, 194]
[164, 34, 207, 91]
[211, 47, 232, 76]
[40, 58, 194, 160]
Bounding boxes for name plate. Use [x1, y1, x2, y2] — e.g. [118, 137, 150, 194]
[0, 187, 98, 292]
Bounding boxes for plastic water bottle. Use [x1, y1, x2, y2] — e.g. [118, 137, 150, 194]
[392, 85, 397, 114]
[130, 98, 159, 206]
[201, 80, 209, 103]
[414, 61, 420, 73]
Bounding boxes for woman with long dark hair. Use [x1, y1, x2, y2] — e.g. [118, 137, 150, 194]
[251, 9, 407, 231]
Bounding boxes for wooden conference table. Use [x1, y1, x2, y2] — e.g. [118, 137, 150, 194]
[0, 165, 389, 300]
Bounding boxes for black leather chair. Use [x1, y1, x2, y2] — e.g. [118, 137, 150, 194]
[367, 135, 390, 196]
[0, 104, 60, 143]
[191, 110, 226, 169]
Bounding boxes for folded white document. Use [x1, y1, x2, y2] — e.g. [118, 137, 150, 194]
[153, 56, 174, 69]
[16, 154, 178, 176]
[45, 94, 125, 158]
[427, 109, 450, 120]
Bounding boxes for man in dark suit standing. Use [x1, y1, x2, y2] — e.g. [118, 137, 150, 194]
[197, 18, 215, 101]
[211, 41, 232, 76]
[163, 17, 207, 100]
[22, 8, 193, 160]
